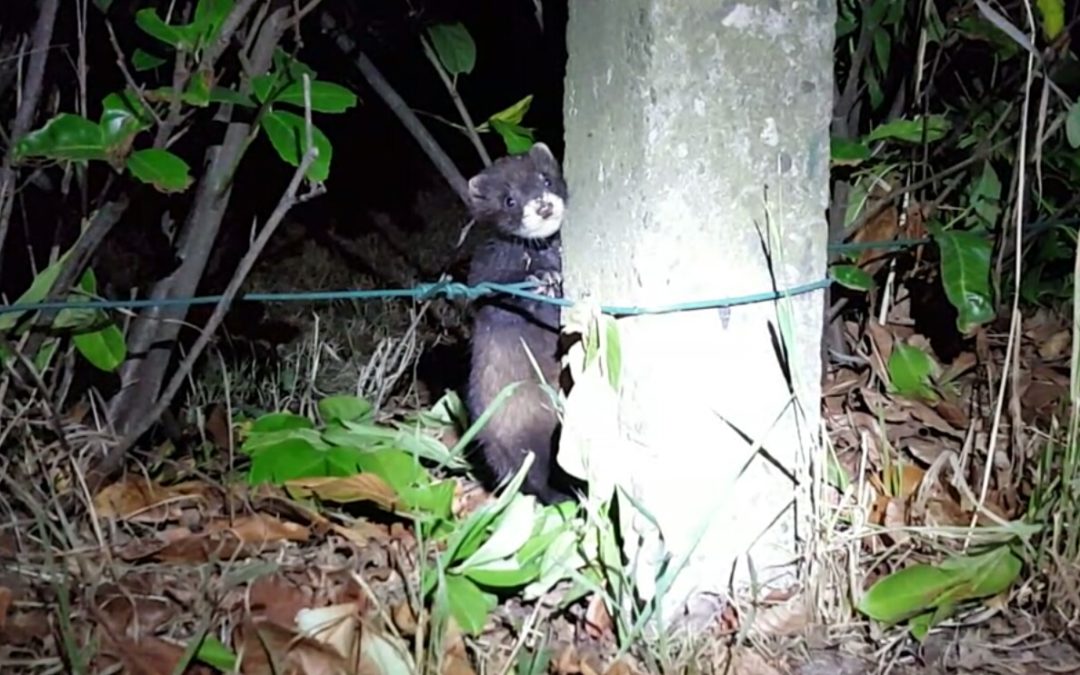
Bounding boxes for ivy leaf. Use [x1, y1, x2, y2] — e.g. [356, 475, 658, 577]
[126, 149, 193, 193]
[427, 23, 476, 76]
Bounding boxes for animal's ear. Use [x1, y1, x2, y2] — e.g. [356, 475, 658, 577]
[529, 142, 556, 166]
[467, 174, 488, 203]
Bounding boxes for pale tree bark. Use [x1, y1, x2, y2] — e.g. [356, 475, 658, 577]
[559, 0, 833, 624]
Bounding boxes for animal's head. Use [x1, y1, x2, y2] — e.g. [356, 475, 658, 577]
[467, 142, 567, 240]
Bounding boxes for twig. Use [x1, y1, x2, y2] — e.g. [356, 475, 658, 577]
[318, 11, 470, 207]
[104, 19, 162, 126]
[0, 0, 61, 277]
[94, 75, 325, 489]
[419, 34, 492, 166]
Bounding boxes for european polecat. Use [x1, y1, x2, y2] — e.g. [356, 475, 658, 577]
[464, 142, 576, 504]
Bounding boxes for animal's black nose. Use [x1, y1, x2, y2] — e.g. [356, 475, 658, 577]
[537, 201, 553, 218]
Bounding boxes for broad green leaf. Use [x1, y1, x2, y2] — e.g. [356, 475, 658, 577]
[246, 436, 367, 484]
[126, 149, 193, 193]
[14, 114, 107, 162]
[354, 449, 428, 493]
[318, 395, 373, 424]
[426, 23, 476, 76]
[831, 137, 871, 165]
[872, 30, 891, 74]
[250, 411, 314, 433]
[933, 227, 995, 334]
[1036, 0, 1065, 40]
[73, 323, 126, 371]
[251, 73, 282, 104]
[857, 563, 955, 624]
[100, 91, 153, 148]
[242, 426, 327, 456]
[490, 119, 534, 155]
[865, 115, 951, 144]
[262, 110, 332, 182]
[937, 545, 1022, 598]
[134, 8, 195, 50]
[276, 81, 358, 113]
[184, 70, 213, 107]
[272, 48, 317, 81]
[831, 264, 874, 291]
[1066, 100, 1080, 149]
[207, 87, 255, 107]
[888, 343, 938, 402]
[132, 49, 167, 72]
[52, 268, 102, 331]
[443, 574, 497, 635]
[488, 95, 533, 126]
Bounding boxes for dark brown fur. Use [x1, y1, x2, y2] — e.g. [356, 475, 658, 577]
[464, 143, 575, 504]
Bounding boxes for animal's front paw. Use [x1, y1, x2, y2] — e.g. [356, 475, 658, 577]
[526, 270, 562, 298]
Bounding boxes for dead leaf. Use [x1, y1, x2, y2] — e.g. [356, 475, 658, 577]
[239, 618, 353, 675]
[205, 403, 232, 450]
[0, 586, 10, 629]
[583, 593, 612, 639]
[206, 513, 311, 545]
[250, 575, 312, 628]
[286, 474, 399, 510]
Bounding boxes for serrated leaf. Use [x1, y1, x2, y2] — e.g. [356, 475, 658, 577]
[262, 110, 332, 182]
[132, 49, 167, 72]
[831, 264, 874, 291]
[831, 137, 871, 165]
[73, 322, 126, 371]
[276, 80, 358, 113]
[127, 149, 193, 193]
[865, 115, 951, 144]
[14, 114, 107, 162]
[933, 227, 995, 334]
[1066, 100, 1080, 149]
[888, 343, 938, 402]
[427, 23, 476, 76]
[134, 8, 194, 50]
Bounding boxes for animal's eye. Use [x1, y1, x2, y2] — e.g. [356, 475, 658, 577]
[540, 173, 552, 188]
[504, 195, 517, 208]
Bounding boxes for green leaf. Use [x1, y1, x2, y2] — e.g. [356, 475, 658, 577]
[426, 23, 476, 76]
[857, 563, 955, 624]
[831, 264, 874, 291]
[1036, 0, 1065, 40]
[888, 343, 938, 402]
[134, 8, 195, 50]
[443, 574, 497, 635]
[194, 635, 237, 671]
[261, 110, 332, 182]
[193, 0, 235, 44]
[489, 119, 534, 155]
[318, 395, 373, 424]
[14, 114, 107, 162]
[1066, 100, 1080, 149]
[246, 436, 367, 484]
[456, 496, 537, 572]
[968, 162, 1001, 227]
[831, 137, 871, 165]
[73, 322, 127, 372]
[33, 339, 60, 373]
[605, 316, 622, 392]
[100, 91, 152, 149]
[933, 227, 995, 334]
[250, 411, 314, 434]
[275, 81, 358, 113]
[52, 268, 102, 331]
[488, 95, 533, 126]
[126, 149, 193, 193]
[132, 49, 167, 72]
[0, 253, 71, 332]
[865, 115, 951, 144]
[207, 87, 256, 107]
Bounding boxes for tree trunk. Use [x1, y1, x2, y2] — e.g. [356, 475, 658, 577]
[560, 0, 833, 623]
